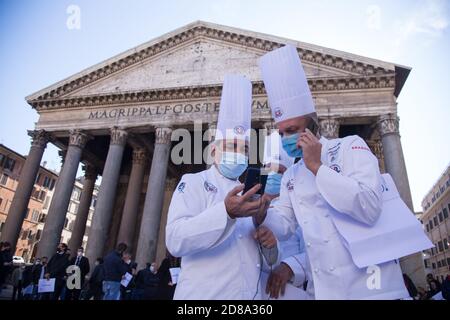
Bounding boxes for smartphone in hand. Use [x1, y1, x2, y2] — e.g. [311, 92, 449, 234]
[243, 167, 268, 195]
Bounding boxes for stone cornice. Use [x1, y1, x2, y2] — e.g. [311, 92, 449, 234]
[27, 23, 398, 104]
[31, 74, 395, 111]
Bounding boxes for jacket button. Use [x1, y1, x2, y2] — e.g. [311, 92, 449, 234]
[324, 238, 330, 243]
[314, 268, 319, 273]
[256, 264, 261, 268]
[238, 234, 243, 239]
[329, 267, 335, 272]
[307, 242, 311, 247]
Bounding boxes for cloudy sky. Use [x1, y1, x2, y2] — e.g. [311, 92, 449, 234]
[0, 0, 449, 211]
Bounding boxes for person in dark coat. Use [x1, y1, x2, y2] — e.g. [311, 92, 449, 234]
[44, 243, 70, 300]
[65, 247, 90, 300]
[120, 251, 137, 300]
[102, 243, 129, 300]
[84, 258, 104, 300]
[0, 242, 13, 295]
[132, 262, 159, 300]
[156, 255, 180, 300]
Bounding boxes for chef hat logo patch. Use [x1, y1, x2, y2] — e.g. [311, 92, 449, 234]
[330, 164, 341, 173]
[204, 181, 218, 193]
[274, 107, 283, 118]
[177, 182, 186, 193]
[233, 125, 245, 135]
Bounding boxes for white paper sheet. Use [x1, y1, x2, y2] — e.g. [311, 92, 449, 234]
[38, 278, 55, 293]
[120, 272, 133, 287]
[169, 267, 181, 284]
[330, 173, 433, 268]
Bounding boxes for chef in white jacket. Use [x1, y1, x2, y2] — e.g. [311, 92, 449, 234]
[260, 132, 310, 300]
[166, 74, 278, 300]
[257, 45, 409, 300]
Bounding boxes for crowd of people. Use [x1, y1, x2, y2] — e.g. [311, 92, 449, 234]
[0, 241, 180, 300]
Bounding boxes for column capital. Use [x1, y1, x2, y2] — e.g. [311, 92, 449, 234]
[319, 118, 340, 139]
[82, 164, 98, 180]
[132, 148, 148, 165]
[69, 130, 91, 148]
[28, 130, 51, 148]
[155, 127, 172, 144]
[378, 114, 399, 137]
[110, 127, 128, 146]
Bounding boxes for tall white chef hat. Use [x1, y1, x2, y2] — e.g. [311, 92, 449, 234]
[258, 44, 315, 123]
[214, 74, 252, 142]
[263, 131, 294, 170]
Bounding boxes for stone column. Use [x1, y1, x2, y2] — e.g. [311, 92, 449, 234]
[319, 118, 340, 139]
[205, 122, 216, 168]
[37, 130, 90, 258]
[0, 130, 50, 249]
[86, 127, 127, 264]
[135, 127, 172, 268]
[116, 148, 147, 249]
[378, 113, 426, 288]
[68, 164, 97, 253]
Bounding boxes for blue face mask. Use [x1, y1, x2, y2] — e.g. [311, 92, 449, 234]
[218, 152, 248, 180]
[265, 172, 282, 195]
[281, 133, 303, 158]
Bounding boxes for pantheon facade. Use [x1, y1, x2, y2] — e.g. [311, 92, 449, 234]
[0, 21, 425, 286]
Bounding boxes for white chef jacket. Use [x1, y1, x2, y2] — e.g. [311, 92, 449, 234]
[264, 135, 409, 300]
[166, 165, 278, 300]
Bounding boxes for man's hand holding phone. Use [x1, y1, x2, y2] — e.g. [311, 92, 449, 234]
[225, 183, 263, 219]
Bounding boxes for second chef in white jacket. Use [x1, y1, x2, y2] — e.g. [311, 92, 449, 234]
[257, 45, 409, 300]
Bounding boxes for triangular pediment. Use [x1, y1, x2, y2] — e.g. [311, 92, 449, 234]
[27, 21, 407, 104]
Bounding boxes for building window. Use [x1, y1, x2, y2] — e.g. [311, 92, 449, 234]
[43, 176, 56, 190]
[433, 216, 438, 226]
[2, 157, 16, 171]
[438, 241, 444, 252]
[72, 189, 81, 201]
[424, 259, 430, 268]
[444, 238, 449, 250]
[38, 213, 46, 223]
[432, 262, 436, 269]
[31, 209, 40, 222]
[0, 173, 8, 186]
[426, 224, 430, 232]
[0, 197, 3, 209]
[443, 259, 448, 267]
[20, 230, 27, 240]
[64, 218, 69, 229]
[429, 220, 433, 230]
[438, 212, 443, 222]
[443, 207, 448, 219]
[35, 173, 41, 185]
[447, 258, 450, 266]
[35, 229, 42, 241]
[38, 190, 46, 201]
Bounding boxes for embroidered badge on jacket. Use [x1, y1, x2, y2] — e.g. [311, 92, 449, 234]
[204, 181, 218, 193]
